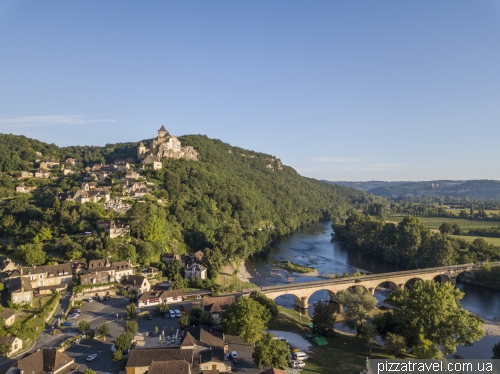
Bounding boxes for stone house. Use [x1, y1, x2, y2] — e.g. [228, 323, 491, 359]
[6, 348, 76, 374]
[0, 336, 22, 357]
[15, 171, 33, 179]
[180, 326, 230, 372]
[125, 170, 141, 180]
[81, 181, 98, 191]
[112, 260, 135, 282]
[9, 263, 73, 303]
[80, 271, 114, 286]
[161, 253, 182, 266]
[137, 289, 184, 308]
[15, 183, 35, 193]
[138, 126, 198, 162]
[148, 360, 192, 374]
[121, 275, 150, 295]
[125, 348, 194, 374]
[66, 158, 78, 166]
[45, 158, 60, 167]
[114, 160, 130, 171]
[96, 220, 130, 238]
[62, 166, 74, 176]
[185, 264, 207, 280]
[141, 154, 162, 170]
[203, 296, 236, 325]
[34, 169, 50, 178]
[0, 309, 16, 327]
[67, 189, 110, 204]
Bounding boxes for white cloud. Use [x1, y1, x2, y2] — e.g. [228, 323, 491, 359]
[0, 115, 116, 128]
[310, 156, 362, 163]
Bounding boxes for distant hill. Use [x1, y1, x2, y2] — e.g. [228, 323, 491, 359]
[325, 180, 500, 200]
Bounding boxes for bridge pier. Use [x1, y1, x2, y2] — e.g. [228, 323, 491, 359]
[450, 277, 457, 285]
[369, 288, 375, 295]
[297, 296, 308, 309]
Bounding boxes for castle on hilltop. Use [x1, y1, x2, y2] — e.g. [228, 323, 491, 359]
[137, 126, 198, 169]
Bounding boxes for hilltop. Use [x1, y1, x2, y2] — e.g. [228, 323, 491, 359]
[326, 180, 500, 201]
[0, 132, 374, 277]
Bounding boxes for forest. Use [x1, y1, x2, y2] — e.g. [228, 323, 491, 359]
[0, 133, 375, 278]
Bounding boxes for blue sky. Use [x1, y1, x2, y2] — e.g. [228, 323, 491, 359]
[1, 1, 500, 181]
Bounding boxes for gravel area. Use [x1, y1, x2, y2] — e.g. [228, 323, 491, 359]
[267, 330, 312, 352]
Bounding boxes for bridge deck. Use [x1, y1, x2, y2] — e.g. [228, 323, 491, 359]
[255, 262, 500, 293]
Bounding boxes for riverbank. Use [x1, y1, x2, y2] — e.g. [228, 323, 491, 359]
[237, 259, 253, 283]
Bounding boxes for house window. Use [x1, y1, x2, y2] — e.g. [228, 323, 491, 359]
[30, 276, 35, 280]
[39, 275, 43, 279]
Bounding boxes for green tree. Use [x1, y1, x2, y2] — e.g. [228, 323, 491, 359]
[154, 326, 159, 336]
[202, 247, 224, 279]
[18, 242, 47, 266]
[33, 227, 52, 243]
[111, 349, 123, 362]
[252, 332, 289, 369]
[98, 322, 109, 338]
[0, 342, 11, 356]
[115, 331, 133, 351]
[78, 320, 90, 333]
[387, 281, 485, 354]
[84, 370, 97, 374]
[336, 286, 377, 337]
[249, 291, 279, 319]
[412, 335, 444, 359]
[125, 320, 138, 334]
[179, 314, 190, 329]
[493, 341, 500, 359]
[167, 259, 185, 283]
[439, 222, 453, 234]
[125, 303, 137, 319]
[384, 333, 406, 358]
[311, 300, 336, 337]
[222, 297, 271, 344]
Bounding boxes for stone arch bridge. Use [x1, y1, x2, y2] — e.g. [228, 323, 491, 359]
[257, 262, 500, 309]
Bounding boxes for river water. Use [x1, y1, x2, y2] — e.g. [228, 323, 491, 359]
[245, 221, 500, 359]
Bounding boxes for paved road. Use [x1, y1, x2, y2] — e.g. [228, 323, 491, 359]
[225, 335, 261, 374]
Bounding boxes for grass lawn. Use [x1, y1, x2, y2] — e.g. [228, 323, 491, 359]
[269, 307, 393, 374]
[386, 216, 500, 230]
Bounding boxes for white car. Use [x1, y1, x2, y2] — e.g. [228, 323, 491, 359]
[231, 351, 237, 359]
[291, 360, 306, 369]
[67, 314, 78, 319]
[86, 298, 93, 302]
[292, 352, 309, 361]
[86, 353, 97, 361]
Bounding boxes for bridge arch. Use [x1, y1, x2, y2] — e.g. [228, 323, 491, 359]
[404, 277, 424, 289]
[272, 292, 307, 309]
[455, 270, 475, 282]
[433, 274, 452, 283]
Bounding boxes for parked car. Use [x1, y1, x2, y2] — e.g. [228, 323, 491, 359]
[104, 296, 110, 301]
[70, 308, 81, 313]
[86, 353, 97, 361]
[291, 360, 306, 369]
[86, 298, 93, 302]
[292, 352, 309, 360]
[164, 312, 170, 319]
[174, 309, 181, 318]
[149, 331, 156, 337]
[67, 314, 78, 319]
[231, 351, 238, 359]
[62, 322, 74, 326]
[169, 310, 176, 318]
[147, 314, 153, 320]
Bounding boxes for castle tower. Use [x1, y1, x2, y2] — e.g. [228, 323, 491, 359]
[137, 141, 146, 159]
[158, 125, 168, 139]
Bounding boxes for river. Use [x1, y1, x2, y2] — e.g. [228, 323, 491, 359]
[245, 221, 500, 359]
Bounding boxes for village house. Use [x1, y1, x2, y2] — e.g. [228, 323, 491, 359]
[34, 169, 50, 178]
[112, 259, 135, 281]
[0, 336, 22, 357]
[15, 171, 33, 179]
[15, 183, 35, 194]
[96, 220, 130, 238]
[185, 264, 207, 280]
[67, 188, 110, 204]
[139, 266, 158, 278]
[114, 160, 130, 171]
[125, 348, 194, 374]
[80, 271, 114, 286]
[82, 172, 97, 181]
[141, 154, 162, 170]
[61, 166, 74, 176]
[132, 187, 149, 198]
[66, 158, 78, 166]
[0, 309, 16, 327]
[161, 253, 182, 266]
[203, 296, 236, 325]
[121, 275, 150, 295]
[103, 197, 131, 213]
[137, 289, 184, 307]
[148, 360, 192, 374]
[45, 158, 60, 167]
[87, 259, 112, 272]
[6, 348, 76, 374]
[180, 326, 230, 372]
[125, 170, 142, 180]
[9, 262, 73, 303]
[81, 181, 98, 191]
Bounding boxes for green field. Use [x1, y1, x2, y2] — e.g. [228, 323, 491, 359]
[268, 307, 393, 374]
[447, 234, 500, 246]
[385, 217, 500, 245]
